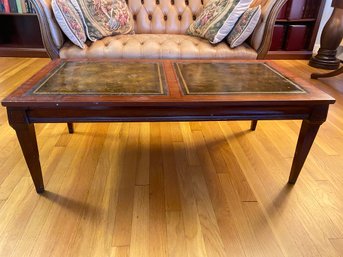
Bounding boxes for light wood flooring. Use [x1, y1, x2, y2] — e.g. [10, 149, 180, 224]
[0, 58, 343, 257]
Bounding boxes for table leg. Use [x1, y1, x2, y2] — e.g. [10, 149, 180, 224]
[8, 109, 44, 193]
[288, 120, 321, 184]
[250, 120, 258, 131]
[67, 123, 74, 134]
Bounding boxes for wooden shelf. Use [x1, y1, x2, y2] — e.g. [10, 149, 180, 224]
[276, 18, 317, 23]
[0, 13, 47, 57]
[268, 0, 325, 59]
[0, 47, 48, 57]
[0, 12, 36, 16]
[266, 51, 313, 60]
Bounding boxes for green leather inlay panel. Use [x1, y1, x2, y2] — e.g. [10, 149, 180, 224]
[174, 62, 306, 95]
[33, 62, 167, 95]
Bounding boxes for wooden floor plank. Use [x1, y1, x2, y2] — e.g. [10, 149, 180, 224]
[166, 211, 188, 257]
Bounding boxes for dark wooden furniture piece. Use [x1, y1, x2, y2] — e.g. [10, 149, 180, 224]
[311, 60, 343, 79]
[309, 0, 343, 70]
[267, 0, 326, 59]
[0, 13, 47, 57]
[1, 59, 335, 193]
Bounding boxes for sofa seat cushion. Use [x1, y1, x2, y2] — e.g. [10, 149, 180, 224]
[59, 34, 257, 59]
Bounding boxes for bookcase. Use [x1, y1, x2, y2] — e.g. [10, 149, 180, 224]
[267, 0, 326, 59]
[0, 0, 47, 57]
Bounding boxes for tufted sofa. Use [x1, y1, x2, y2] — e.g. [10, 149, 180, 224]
[31, 0, 286, 60]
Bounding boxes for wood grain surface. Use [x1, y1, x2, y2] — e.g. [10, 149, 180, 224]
[0, 58, 343, 257]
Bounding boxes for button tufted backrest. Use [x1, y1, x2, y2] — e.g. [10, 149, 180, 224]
[128, 0, 206, 34]
[128, 0, 277, 35]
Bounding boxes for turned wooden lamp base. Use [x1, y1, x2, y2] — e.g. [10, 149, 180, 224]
[311, 60, 343, 79]
[309, 1, 343, 70]
[309, 49, 341, 70]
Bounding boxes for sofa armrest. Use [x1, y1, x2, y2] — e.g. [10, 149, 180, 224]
[248, 0, 287, 59]
[30, 0, 65, 59]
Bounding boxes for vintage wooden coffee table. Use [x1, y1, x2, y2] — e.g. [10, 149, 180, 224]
[1, 59, 335, 193]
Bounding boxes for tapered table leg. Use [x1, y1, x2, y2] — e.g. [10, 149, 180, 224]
[8, 110, 44, 193]
[67, 123, 74, 134]
[250, 120, 258, 131]
[288, 120, 322, 184]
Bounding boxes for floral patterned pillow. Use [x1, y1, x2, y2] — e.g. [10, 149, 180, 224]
[75, 0, 134, 41]
[187, 0, 253, 44]
[227, 5, 261, 48]
[52, 0, 87, 49]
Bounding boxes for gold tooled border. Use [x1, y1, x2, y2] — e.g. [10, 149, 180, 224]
[174, 62, 306, 95]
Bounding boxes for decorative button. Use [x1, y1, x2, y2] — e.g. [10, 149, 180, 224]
[164, 15, 167, 21]
[192, 15, 196, 20]
[171, 0, 174, 4]
[185, 0, 189, 5]
[133, 14, 137, 20]
[148, 14, 152, 20]
[141, 0, 144, 3]
[156, 0, 159, 3]
[178, 15, 182, 20]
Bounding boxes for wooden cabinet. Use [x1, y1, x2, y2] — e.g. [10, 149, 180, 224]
[267, 0, 326, 59]
[0, 13, 47, 57]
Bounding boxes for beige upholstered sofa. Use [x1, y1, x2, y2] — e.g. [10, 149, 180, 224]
[31, 0, 286, 60]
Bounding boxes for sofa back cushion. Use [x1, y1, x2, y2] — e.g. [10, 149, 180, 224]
[226, 5, 261, 48]
[76, 0, 134, 41]
[128, 0, 279, 40]
[52, 0, 87, 48]
[186, 0, 252, 44]
[128, 0, 206, 34]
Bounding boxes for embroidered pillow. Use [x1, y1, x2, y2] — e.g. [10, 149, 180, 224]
[227, 5, 261, 48]
[52, 0, 87, 49]
[75, 0, 134, 41]
[187, 0, 253, 44]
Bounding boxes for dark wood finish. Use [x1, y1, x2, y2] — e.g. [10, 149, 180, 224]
[309, 2, 343, 70]
[7, 109, 44, 193]
[289, 121, 321, 183]
[0, 13, 48, 57]
[268, 0, 326, 59]
[256, 0, 288, 59]
[289, 105, 329, 183]
[250, 120, 258, 131]
[1, 59, 335, 193]
[0, 47, 48, 58]
[311, 61, 343, 79]
[67, 123, 74, 134]
[267, 50, 313, 60]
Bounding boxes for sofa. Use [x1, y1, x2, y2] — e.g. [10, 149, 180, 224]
[31, 0, 286, 60]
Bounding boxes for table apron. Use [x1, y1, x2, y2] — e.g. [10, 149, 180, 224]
[21, 105, 317, 123]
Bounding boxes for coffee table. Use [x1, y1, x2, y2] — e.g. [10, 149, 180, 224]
[1, 59, 335, 193]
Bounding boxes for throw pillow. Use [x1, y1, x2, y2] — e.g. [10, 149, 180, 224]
[226, 5, 261, 48]
[187, 0, 253, 44]
[52, 0, 87, 49]
[75, 0, 134, 41]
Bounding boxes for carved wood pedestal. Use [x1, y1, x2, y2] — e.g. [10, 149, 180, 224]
[309, 0, 343, 70]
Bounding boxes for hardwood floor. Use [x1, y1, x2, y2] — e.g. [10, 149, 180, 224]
[0, 57, 343, 257]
